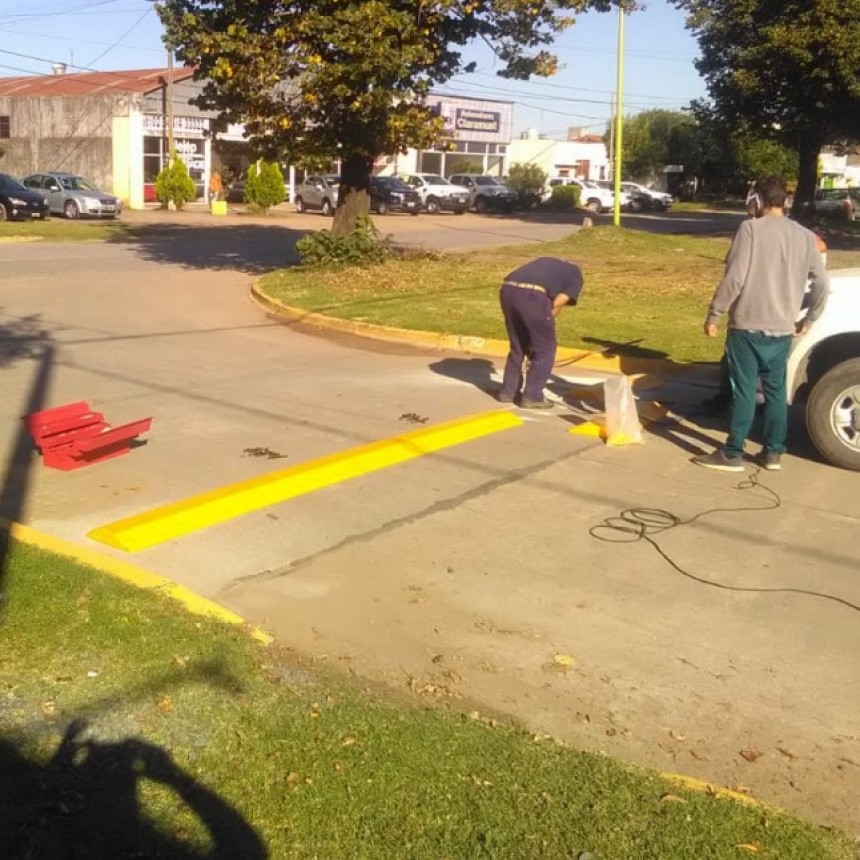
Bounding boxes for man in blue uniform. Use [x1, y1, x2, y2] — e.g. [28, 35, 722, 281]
[497, 257, 584, 408]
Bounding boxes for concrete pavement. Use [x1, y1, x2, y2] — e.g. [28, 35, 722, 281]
[1, 226, 857, 833]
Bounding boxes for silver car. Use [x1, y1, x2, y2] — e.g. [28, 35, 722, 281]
[22, 172, 122, 219]
[448, 174, 517, 212]
[294, 174, 341, 215]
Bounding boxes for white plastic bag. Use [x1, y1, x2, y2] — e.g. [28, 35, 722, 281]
[603, 375, 643, 446]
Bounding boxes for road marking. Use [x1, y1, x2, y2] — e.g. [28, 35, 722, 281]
[88, 409, 523, 553]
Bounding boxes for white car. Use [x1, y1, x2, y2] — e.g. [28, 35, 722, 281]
[397, 173, 469, 214]
[547, 177, 618, 212]
[788, 266, 860, 470]
[620, 181, 673, 211]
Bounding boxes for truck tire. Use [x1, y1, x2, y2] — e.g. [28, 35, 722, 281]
[475, 196, 488, 213]
[321, 199, 333, 216]
[585, 198, 601, 213]
[425, 196, 440, 214]
[295, 196, 305, 213]
[805, 357, 860, 471]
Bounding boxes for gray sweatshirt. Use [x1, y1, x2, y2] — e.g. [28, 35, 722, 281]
[705, 214, 828, 334]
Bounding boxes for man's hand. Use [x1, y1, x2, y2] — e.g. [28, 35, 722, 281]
[704, 323, 718, 338]
[795, 320, 810, 337]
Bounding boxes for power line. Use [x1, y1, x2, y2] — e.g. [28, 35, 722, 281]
[85, 5, 152, 67]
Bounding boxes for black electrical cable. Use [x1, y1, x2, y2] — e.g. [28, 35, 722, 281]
[589, 468, 860, 614]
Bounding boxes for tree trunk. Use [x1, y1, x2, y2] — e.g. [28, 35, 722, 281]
[792, 135, 821, 222]
[331, 153, 373, 237]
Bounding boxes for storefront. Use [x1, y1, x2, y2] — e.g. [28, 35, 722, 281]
[141, 113, 211, 202]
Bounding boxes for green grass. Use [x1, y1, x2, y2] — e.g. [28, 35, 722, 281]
[261, 226, 731, 364]
[0, 218, 127, 241]
[1, 541, 856, 859]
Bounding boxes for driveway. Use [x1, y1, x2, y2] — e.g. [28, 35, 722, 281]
[1, 225, 857, 834]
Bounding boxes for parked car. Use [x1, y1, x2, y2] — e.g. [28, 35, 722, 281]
[812, 187, 860, 221]
[21, 172, 121, 219]
[448, 174, 517, 212]
[397, 173, 469, 214]
[368, 176, 421, 215]
[0, 172, 50, 221]
[294, 174, 341, 215]
[788, 266, 860, 470]
[548, 177, 618, 213]
[618, 181, 673, 212]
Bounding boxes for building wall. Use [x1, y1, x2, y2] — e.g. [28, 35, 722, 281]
[507, 137, 609, 182]
[0, 93, 131, 191]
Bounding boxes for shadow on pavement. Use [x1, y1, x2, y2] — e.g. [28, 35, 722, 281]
[107, 223, 306, 274]
[0, 721, 267, 859]
[428, 357, 498, 396]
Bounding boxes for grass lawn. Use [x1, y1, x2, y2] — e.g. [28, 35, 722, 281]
[259, 225, 860, 365]
[0, 218, 127, 242]
[1, 540, 855, 859]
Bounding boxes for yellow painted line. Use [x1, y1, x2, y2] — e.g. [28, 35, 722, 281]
[661, 772, 765, 808]
[568, 420, 606, 439]
[0, 518, 273, 645]
[89, 409, 523, 553]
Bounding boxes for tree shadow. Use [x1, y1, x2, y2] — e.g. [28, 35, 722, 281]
[106, 223, 307, 274]
[0, 720, 267, 859]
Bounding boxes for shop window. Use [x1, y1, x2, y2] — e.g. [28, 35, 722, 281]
[0, 116, 10, 138]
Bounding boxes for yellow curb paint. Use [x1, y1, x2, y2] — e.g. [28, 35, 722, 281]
[89, 409, 524, 554]
[568, 421, 606, 439]
[0, 518, 273, 645]
[661, 772, 764, 808]
[251, 283, 701, 379]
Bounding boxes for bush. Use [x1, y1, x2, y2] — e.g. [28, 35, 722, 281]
[506, 162, 549, 208]
[296, 214, 390, 268]
[154, 155, 197, 210]
[549, 184, 581, 211]
[244, 160, 285, 213]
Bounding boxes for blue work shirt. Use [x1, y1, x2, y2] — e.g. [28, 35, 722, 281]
[504, 257, 584, 305]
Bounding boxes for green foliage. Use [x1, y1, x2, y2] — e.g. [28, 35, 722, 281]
[243, 160, 285, 212]
[617, 109, 703, 180]
[506, 162, 549, 206]
[676, 0, 860, 207]
[549, 183, 581, 210]
[153, 155, 197, 210]
[296, 214, 389, 267]
[732, 132, 799, 185]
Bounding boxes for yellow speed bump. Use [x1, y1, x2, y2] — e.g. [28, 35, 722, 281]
[89, 409, 523, 553]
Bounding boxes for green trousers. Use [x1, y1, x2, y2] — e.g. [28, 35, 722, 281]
[725, 328, 792, 457]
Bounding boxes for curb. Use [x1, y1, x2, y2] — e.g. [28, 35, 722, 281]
[0, 518, 273, 646]
[251, 282, 704, 380]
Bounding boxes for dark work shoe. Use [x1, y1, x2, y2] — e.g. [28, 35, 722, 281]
[519, 398, 554, 410]
[692, 449, 745, 472]
[757, 451, 782, 471]
[497, 391, 517, 403]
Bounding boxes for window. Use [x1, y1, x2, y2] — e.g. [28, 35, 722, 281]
[0, 116, 10, 138]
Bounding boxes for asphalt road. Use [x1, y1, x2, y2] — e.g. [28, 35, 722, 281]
[1, 219, 857, 833]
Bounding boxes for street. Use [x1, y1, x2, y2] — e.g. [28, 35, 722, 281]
[1, 214, 857, 833]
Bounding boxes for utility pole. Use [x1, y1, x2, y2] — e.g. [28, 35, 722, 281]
[167, 47, 175, 159]
[608, 94, 616, 181]
[612, 6, 625, 227]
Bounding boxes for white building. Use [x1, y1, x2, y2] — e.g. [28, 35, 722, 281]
[506, 130, 610, 183]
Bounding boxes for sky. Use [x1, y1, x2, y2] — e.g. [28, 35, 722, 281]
[0, 0, 709, 139]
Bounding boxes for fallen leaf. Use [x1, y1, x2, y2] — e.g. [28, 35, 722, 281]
[660, 794, 687, 804]
[776, 747, 796, 760]
[735, 843, 761, 853]
[553, 653, 575, 668]
[740, 748, 763, 763]
[669, 730, 687, 742]
[172, 654, 188, 668]
[341, 735, 357, 747]
[286, 771, 300, 786]
[156, 695, 172, 713]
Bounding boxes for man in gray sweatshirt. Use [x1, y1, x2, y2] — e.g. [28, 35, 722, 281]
[693, 175, 828, 472]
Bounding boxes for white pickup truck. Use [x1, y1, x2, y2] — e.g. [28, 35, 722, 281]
[789, 266, 860, 470]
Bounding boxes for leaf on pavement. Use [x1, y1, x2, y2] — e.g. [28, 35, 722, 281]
[740, 748, 763, 763]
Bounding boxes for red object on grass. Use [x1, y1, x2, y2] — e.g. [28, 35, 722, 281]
[23, 401, 152, 471]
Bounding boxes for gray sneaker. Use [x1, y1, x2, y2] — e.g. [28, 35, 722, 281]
[757, 451, 782, 471]
[519, 398, 554, 410]
[692, 449, 745, 472]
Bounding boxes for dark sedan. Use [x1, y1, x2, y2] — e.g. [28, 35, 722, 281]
[0, 173, 50, 221]
[369, 176, 422, 215]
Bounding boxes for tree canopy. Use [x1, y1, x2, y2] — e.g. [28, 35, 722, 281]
[676, 0, 860, 210]
[157, 0, 625, 233]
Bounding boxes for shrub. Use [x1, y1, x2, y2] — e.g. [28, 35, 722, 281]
[154, 155, 197, 210]
[549, 184, 581, 211]
[506, 162, 548, 208]
[244, 160, 285, 213]
[296, 214, 390, 268]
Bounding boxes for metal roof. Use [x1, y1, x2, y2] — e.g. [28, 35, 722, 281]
[0, 67, 195, 98]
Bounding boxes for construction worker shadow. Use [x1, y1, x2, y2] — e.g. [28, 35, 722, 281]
[428, 357, 499, 397]
[0, 719, 267, 859]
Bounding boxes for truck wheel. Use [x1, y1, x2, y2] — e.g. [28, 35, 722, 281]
[376, 200, 389, 215]
[321, 199, 333, 216]
[475, 196, 488, 213]
[805, 357, 860, 471]
[585, 198, 601, 213]
[295, 196, 305, 213]
[425, 196, 440, 214]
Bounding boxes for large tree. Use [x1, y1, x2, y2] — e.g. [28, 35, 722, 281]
[676, 0, 860, 213]
[157, 0, 625, 234]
